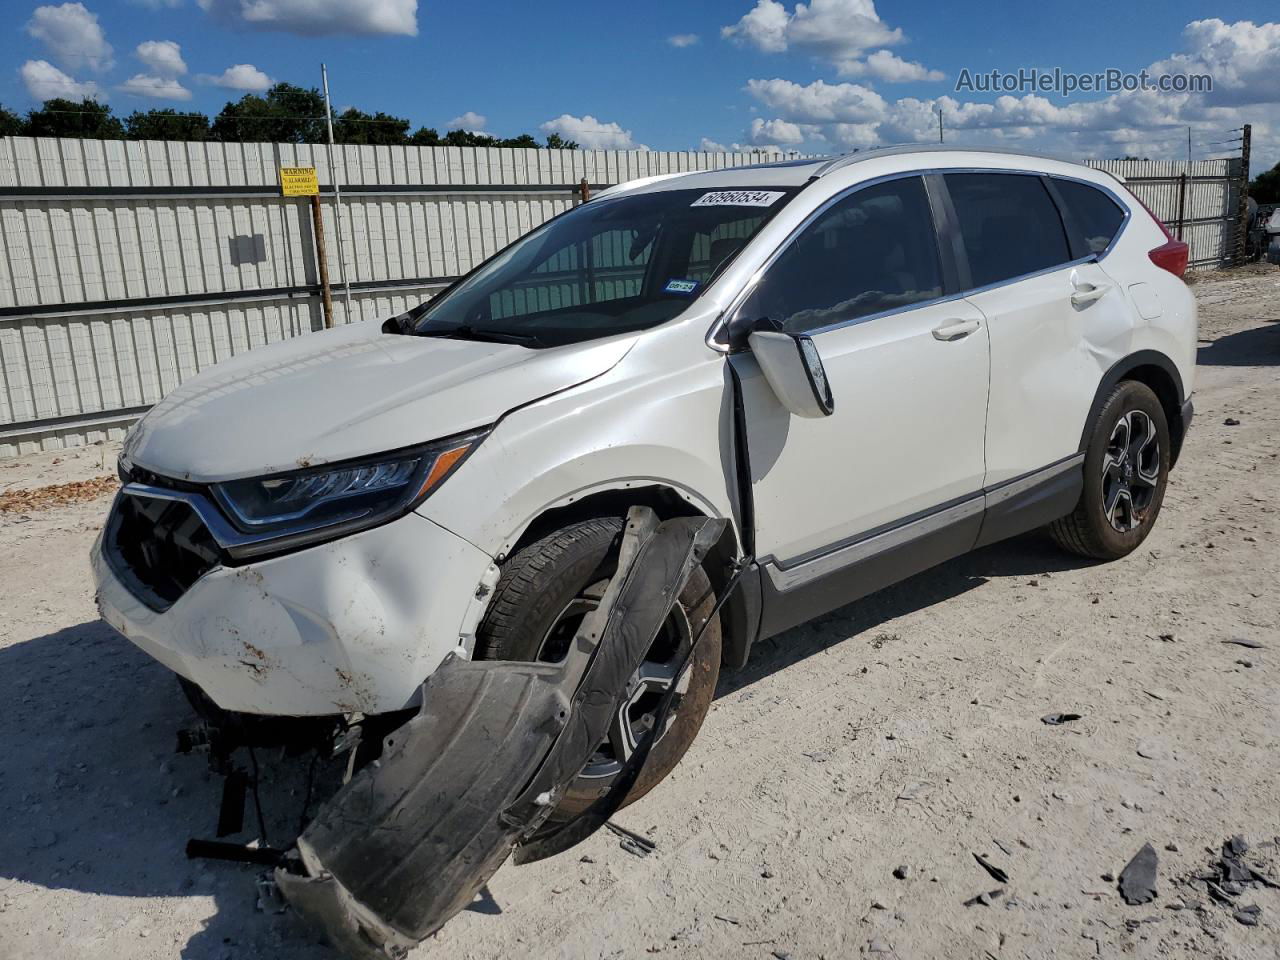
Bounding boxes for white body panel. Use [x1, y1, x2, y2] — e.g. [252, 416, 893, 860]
[738, 297, 989, 564]
[91, 146, 1199, 716]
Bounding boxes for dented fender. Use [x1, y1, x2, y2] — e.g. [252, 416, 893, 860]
[276, 508, 725, 957]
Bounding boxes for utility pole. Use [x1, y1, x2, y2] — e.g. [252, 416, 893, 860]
[1187, 126, 1191, 165]
[321, 64, 353, 319]
[937, 108, 944, 144]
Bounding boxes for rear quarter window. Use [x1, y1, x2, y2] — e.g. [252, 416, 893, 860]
[1052, 178, 1127, 255]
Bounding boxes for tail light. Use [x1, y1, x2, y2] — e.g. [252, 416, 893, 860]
[1122, 185, 1190, 278]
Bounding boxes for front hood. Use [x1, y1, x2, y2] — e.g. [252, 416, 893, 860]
[122, 321, 636, 482]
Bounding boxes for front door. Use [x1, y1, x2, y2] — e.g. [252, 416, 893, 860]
[730, 175, 990, 627]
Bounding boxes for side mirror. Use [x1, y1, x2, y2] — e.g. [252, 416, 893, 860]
[747, 330, 835, 418]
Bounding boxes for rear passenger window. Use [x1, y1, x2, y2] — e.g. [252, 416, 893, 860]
[1052, 178, 1126, 255]
[738, 176, 943, 334]
[945, 173, 1071, 288]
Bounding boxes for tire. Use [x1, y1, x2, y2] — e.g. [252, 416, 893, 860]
[1049, 380, 1171, 560]
[474, 516, 721, 817]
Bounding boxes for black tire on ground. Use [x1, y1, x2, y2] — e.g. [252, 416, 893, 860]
[473, 516, 721, 816]
[1049, 380, 1171, 560]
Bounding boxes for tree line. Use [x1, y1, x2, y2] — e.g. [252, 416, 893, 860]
[0, 83, 578, 149]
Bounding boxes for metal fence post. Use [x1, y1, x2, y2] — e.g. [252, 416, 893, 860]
[1176, 172, 1187, 241]
[1234, 123, 1251, 266]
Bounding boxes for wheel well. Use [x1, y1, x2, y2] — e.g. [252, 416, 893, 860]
[505, 485, 757, 672]
[1119, 363, 1186, 465]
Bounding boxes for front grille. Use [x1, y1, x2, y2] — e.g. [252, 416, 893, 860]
[105, 490, 224, 611]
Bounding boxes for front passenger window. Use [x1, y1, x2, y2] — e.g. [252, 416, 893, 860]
[737, 176, 943, 334]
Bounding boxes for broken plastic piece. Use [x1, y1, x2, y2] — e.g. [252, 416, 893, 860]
[1041, 712, 1082, 725]
[973, 852, 1009, 884]
[1119, 842, 1159, 905]
[275, 508, 725, 958]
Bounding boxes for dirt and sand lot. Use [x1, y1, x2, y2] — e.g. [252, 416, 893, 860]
[1, 265, 1278, 960]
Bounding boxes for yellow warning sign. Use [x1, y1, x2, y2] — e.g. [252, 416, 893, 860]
[279, 166, 319, 197]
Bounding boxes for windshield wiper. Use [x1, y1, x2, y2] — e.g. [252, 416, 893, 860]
[414, 324, 544, 347]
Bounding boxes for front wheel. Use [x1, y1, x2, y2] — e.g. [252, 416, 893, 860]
[1049, 380, 1171, 560]
[473, 516, 721, 817]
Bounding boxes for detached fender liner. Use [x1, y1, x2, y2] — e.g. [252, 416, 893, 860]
[276, 507, 725, 958]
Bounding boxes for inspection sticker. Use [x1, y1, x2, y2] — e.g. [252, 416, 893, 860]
[663, 278, 699, 294]
[691, 190, 785, 208]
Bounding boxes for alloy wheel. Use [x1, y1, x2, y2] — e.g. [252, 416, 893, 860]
[1101, 409, 1161, 532]
[535, 578, 692, 780]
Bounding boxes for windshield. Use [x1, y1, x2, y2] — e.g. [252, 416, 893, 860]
[410, 187, 796, 347]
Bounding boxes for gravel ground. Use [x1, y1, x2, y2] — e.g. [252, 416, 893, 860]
[1, 265, 1278, 960]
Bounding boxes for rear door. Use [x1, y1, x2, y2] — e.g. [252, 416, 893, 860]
[733, 174, 990, 570]
[945, 172, 1134, 487]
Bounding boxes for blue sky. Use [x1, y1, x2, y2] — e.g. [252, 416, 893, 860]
[2, 0, 1277, 171]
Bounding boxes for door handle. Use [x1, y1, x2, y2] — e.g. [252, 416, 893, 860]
[932, 318, 981, 341]
[1070, 281, 1111, 307]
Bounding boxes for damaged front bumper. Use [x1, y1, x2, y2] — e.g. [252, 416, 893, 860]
[91, 507, 495, 716]
[275, 508, 726, 958]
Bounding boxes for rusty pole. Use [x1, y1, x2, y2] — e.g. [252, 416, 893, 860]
[579, 177, 590, 204]
[311, 193, 334, 329]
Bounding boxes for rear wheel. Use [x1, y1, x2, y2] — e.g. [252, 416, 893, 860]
[474, 516, 721, 817]
[1049, 381, 1170, 560]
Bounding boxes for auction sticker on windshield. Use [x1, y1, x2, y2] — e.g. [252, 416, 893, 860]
[691, 190, 785, 207]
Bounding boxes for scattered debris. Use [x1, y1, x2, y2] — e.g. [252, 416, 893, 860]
[0, 475, 117, 514]
[607, 821, 657, 858]
[868, 938, 892, 953]
[1222, 638, 1264, 649]
[1041, 713, 1082, 726]
[893, 865, 910, 880]
[964, 888, 1005, 907]
[713, 914, 740, 926]
[1237, 659, 1254, 668]
[1234, 904, 1262, 926]
[1224, 417, 1241, 426]
[973, 853, 1009, 884]
[1119, 843, 1159, 905]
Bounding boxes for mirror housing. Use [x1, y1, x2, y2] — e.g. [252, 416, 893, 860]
[748, 330, 835, 418]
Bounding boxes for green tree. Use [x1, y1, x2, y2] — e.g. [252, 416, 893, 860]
[0, 104, 26, 136]
[1251, 162, 1280, 204]
[212, 83, 327, 143]
[25, 99, 124, 139]
[407, 125, 442, 146]
[125, 108, 210, 141]
[333, 108, 409, 146]
[544, 132, 580, 150]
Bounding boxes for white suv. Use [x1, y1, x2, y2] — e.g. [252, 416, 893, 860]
[93, 146, 1196, 810]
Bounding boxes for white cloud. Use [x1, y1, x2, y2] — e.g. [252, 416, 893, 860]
[118, 73, 193, 100]
[130, 0, 183, 7]
[748, 116, 806, 145]
[668, 33, 700, 48]
[20, 59, 103, 101]
[196, 0, 418, 36]
[723, 0, 904, 73]
[26, 3, 114, 73]
[448, 111, 487, 131]
[196, 63, 273, 92]
[135, 40, 186, 77]
[746, 77, 887, 124]
[738, 18, 1280, 173]
[540, 114, 644, 150]
[699, 137, 729, 151]
[843, 50, 943, 83]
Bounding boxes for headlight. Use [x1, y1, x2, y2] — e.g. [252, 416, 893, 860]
[210, 429, 486, 551]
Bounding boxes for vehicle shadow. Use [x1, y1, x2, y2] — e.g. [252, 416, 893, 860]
[0, 620, 339, 959]
[1197, 319, 1280, 367]
[716, 530, 1097, 699]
